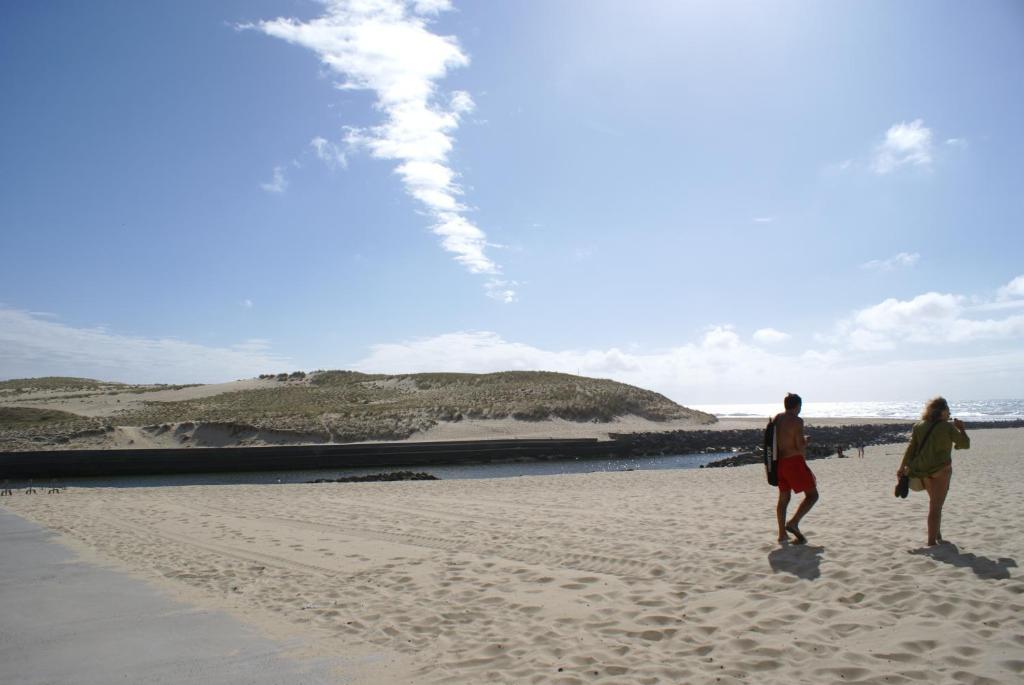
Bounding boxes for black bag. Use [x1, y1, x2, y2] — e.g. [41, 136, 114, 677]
[763, 417, 778, 486]
[894, 475, 909, 498]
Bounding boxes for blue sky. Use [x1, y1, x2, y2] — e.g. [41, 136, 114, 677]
[2, 0, 1023, 403]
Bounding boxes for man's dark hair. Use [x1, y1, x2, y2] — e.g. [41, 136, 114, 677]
[784, 393, 802, 411]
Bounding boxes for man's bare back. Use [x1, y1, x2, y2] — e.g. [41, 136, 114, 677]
[774, 412, 806, 459]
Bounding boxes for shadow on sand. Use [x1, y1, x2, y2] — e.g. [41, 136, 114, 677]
[910, 542, 1017, 580]
[768, 544, 824, 580]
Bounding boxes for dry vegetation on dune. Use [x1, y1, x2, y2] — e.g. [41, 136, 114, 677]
[0, 406, 99, 429]
[0, 377, 201, 399]
[0, 406, 108, 449]
[116, 370, 711, 441]
[0, 371, 714, 448]
[0, 377, 117, 394]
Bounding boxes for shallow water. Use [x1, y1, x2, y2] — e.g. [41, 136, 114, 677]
[13, 450, 732, 489]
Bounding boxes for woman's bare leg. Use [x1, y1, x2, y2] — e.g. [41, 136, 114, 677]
[923, 465, 952, 545]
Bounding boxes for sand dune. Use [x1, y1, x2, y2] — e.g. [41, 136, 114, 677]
[3, 428, 1022, 684]
[1, 373, 719, 449]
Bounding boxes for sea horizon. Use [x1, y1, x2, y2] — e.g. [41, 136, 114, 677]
[691, 398, 1024, 421]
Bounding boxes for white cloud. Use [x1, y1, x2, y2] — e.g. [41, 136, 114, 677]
[945, 137, 968, 148]
[242, 299, 254, 309]
[5, 292, 1020, 403]
[351, 329, 782, 402]
[852, 292, 962, 339]
[349, 278, 1024, 402]
[972, 299, 1024, 313]
[484, 278, 517, 303]
[351, 325, 821, 404]
[753, 328, 791, 344]
[310, 137, 347, 169]
[411, 0, 453, 14]
[835, 290, 1024, 350]
[873, 119, 933, 174]
[349, 328, 1024, 404]
[997, 274, 1024, 300]
[257, 1, 509, 293]
[860, 251, 920, 271]
[752, 217, 774, 224]
[0, 306, 291, 384]
[260, 166, 288, 193]
[701, 325, 741, 350]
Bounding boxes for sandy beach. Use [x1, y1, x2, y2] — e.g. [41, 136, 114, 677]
[3, 427, 1022, 684]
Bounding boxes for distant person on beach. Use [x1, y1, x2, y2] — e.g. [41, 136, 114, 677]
[857, 441, 865, 458]
[775, 393, 819, 544]
[898, 396, 970, 546]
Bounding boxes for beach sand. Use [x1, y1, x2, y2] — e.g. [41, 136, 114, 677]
[3, 427, 1022, 684]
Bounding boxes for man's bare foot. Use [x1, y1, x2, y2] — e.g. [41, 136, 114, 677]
[785, 522, 807, 544]
[778, 534, 790, 545]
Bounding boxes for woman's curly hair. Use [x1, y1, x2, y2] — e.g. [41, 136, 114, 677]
[921, 396, 950, 422]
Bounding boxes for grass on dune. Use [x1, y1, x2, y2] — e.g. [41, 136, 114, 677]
[114, 370, 711, 442]
[0, 371, 714, 446]
[0, 377, 117, 393]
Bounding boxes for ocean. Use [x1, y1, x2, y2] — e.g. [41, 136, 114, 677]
[691, 398, 1024, 422]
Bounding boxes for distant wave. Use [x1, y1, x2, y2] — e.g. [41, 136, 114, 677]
[692, 399, 1024, 422]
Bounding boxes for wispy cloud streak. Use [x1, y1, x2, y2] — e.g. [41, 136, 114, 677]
[310, 136, 347, 169]
[261, 165, 288, 193]
[873, 119, 932, 174]
[256, 1, 508, 292]
[861, 251, 920, 271]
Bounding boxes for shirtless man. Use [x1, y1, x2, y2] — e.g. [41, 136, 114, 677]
[775, 393, 819, 544]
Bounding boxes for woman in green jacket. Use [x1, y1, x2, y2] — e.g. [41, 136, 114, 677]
[898, 397, 970, 546]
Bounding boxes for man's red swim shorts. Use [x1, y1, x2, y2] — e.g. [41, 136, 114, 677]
[777, 455, 816, 493]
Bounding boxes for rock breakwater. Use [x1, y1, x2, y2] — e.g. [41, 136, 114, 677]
[612, 423, 918, 468]
[308, 471, 439, 483]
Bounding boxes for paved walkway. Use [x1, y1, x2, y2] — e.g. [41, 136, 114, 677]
[0, 509, 344, 684]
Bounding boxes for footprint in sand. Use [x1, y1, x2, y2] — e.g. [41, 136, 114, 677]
[899, 639, 939, 654]
[1000, 659, 1024, 674]
[637, 614, 678, 627]
[949, 671, 1002, 685]
[873, 651, 920, 664]
[814, 667, 871, 680]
